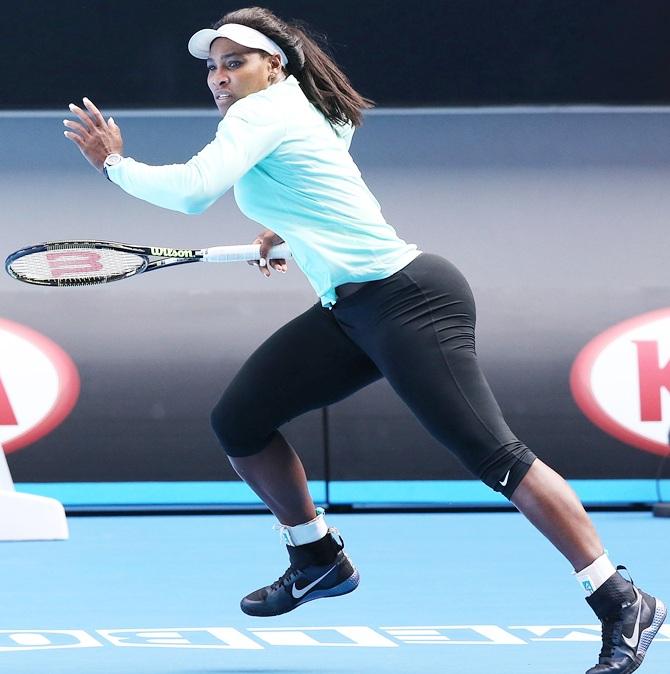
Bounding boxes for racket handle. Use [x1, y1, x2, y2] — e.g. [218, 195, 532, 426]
[203, 243, 292, 263]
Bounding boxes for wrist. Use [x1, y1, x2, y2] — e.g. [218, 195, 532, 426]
[103, 153, 123, 180]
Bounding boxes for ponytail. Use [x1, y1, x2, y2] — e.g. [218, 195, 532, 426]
[214, 7, 374, 127]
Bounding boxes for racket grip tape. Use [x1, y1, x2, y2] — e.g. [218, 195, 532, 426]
[203, 243, 292, 263]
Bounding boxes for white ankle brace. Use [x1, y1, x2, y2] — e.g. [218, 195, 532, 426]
[574, 553, 617, 595]
[277, 507, 328, 546]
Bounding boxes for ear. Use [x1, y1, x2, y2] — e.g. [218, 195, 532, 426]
[268, 53, 283, 76]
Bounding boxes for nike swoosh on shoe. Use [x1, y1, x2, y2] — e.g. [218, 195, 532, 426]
[622, 590, 643, 650]
[292, 565, 337, 599]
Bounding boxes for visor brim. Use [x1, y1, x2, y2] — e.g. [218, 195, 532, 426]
[188, 28, 221, 59]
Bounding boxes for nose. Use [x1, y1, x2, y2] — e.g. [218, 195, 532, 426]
[210, 66, 229, 87]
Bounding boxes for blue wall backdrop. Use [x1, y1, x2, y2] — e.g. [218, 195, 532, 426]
[2, 108, 670, 505]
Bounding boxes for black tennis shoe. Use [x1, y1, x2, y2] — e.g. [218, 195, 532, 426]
[240, 528, 360, 617]
[586, 568, 667, 674]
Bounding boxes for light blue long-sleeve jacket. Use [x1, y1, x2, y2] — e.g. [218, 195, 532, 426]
[107, 75, 420, 306]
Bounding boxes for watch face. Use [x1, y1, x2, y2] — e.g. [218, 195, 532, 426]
[106, 154, 122, 166]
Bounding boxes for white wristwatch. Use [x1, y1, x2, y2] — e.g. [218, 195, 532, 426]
[103, 153, 123, 180]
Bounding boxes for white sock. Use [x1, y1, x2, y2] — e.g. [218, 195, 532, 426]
[277, 507, 328, 546]
[574, 553, 617, 595]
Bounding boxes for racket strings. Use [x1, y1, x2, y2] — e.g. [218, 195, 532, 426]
[8, 248, 145, 285]
[47, 242, 103, 250]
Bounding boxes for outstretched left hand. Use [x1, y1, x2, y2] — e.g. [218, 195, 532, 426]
[63, 97, 124, 173]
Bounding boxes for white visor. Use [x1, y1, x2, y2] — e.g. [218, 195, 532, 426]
[188, 23, 288, 66]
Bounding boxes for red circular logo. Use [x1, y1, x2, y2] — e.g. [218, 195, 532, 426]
[0, 318, 80, 454]
[571, 308, 670, 457]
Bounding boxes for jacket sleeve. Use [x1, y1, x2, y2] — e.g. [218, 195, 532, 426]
[106, 96, 286, 214]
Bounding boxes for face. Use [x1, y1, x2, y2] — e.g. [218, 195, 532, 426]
[207, 37, 283, 115]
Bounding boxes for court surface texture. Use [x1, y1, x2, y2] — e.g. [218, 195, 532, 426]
[1, 511, 668, 674]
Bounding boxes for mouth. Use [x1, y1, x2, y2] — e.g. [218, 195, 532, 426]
[215, 92, 232, 102]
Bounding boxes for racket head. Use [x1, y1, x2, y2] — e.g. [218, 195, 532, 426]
[5, 241, 149, 287]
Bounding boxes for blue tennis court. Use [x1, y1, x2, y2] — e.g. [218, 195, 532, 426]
[2, 511, 667, 674]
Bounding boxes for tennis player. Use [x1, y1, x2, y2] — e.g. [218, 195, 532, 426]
[63, 7, 665, 673]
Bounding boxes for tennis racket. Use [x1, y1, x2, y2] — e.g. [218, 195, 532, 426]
[5, 240, 292, 287]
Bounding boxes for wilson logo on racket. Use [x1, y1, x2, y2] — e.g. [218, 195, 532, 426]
[0, 318, 80, 454]
[150, 247, 195, 258]
[571, 308, 670, 457]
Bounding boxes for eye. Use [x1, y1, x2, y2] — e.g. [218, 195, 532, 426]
[207, 64, 215, 72]
[227, 60, 242, 69]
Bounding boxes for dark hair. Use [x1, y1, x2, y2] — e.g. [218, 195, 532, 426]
[214, 7, 374, 127]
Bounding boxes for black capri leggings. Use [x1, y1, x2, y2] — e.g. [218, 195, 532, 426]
[211, 253, 536, 498]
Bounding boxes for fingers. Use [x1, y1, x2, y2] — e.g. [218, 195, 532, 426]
[257, 257, 287, 276]
[82, 97, 106, 127]
[257, 255, 271, 277]
[258, 235, 273, 263]
[246, 237, 271, 276]
[247, 234, 287, 277]
[257, 234, 273, 276]
[67, 98, 107, 132]
[63, 119, 89, 137]
[63, 129, 84, 148]
[259, 232, 288, 272]
[68, 102, 96, 132]
[247, 237, 263, 267]
[108, 117, 122, 142]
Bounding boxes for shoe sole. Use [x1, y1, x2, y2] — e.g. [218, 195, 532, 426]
[241, 568, 360, 617]
[296, 568, 361, 607]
